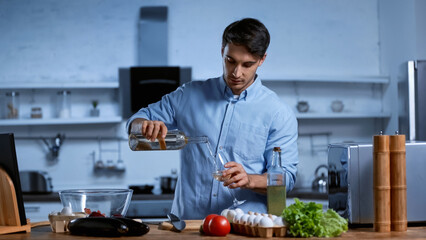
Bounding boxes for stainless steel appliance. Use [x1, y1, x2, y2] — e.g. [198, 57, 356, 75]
[119, 66, 191, 119]
[328, 141, 426, 225]
[19, 170, 53, 193]
[400, 60, 426, 141]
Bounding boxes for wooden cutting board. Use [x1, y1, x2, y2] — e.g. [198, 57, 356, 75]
[158, 220, 203, 231]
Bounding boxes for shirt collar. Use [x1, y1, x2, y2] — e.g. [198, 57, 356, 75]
[219, 74, 261, 102]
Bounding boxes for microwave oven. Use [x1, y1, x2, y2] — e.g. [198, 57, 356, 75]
[328, 141, 426, 225]
[119, 66, 191, 119]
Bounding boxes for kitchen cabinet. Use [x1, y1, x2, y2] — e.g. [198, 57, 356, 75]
[0, 81, 122, 126]
[23, 202, 63, 222]
[194, 75, 394, 121]
[260, 74, 397, 134]
[262, 75, 392, 118]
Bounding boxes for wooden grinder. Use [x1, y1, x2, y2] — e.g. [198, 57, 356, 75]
[390, 133, 407, 232]
[373, 133, 391, 232]
[0, 168, 31, 234]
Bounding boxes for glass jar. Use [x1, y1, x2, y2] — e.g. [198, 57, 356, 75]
[5, 91, 20, 119]
[31, 107, 43, 119]
[57, 90, 71, 118]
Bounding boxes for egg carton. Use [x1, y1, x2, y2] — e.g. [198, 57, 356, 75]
[231, 223, 286, 238]
[48, 212, 86, 233]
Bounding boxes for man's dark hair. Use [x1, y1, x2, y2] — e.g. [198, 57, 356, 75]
[222, 18, 270, 58]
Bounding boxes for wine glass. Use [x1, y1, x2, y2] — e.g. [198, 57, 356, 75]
[211, 150, 246, 208]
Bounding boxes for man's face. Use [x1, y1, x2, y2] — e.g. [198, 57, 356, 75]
[222, 43, 266, 95]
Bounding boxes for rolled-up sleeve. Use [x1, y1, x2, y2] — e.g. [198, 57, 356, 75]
[264, 104, 298, 192]
[125, 85, 185, 133]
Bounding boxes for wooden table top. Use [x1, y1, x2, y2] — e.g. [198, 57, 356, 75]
[1, 225, 426, 239]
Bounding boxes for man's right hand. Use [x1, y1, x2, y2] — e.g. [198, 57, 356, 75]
[130, 118, 168, 142]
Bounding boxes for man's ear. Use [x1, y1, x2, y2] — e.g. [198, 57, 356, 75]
[258, 53, 267, 66]
[221, 47, 224, 56]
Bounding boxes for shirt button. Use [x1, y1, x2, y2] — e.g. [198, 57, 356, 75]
[213, 194, 217, 197]
[219, 146, 223, 150]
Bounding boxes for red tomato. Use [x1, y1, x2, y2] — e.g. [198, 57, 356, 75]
[202, 214, 218, 235]
[208, 215, 231, 236]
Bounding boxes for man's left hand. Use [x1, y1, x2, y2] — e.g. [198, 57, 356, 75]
[222, 162, 250, 189]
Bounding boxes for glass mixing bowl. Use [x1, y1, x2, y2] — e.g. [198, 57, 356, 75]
[58, 189, 133, 217]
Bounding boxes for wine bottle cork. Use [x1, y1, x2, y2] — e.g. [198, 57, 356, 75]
[373, 133, 391, 232]
[390, 133, 407, 232]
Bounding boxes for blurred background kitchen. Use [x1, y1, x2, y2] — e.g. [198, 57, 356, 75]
[1, 0, 426, 221]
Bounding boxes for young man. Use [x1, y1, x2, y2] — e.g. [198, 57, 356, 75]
[127, 18, 298, 219]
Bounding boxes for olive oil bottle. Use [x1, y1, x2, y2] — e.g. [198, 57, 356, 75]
[267, 147, 287, 215]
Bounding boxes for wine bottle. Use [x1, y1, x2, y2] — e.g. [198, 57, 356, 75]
[128, 130, 208, 151]
[267, 147, 287, 215]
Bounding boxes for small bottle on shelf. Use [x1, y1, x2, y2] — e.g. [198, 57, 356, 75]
[57, 90, 71, 119]
[5, 91, 20, 119]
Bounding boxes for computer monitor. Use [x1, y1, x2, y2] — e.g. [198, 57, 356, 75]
[0, 133, 27, 226]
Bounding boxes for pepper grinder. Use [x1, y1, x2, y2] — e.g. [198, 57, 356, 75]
[373, 131, 391, 232]
[390, 131, 407, 232]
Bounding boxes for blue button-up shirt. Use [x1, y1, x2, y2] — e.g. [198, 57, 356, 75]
[126, 75, 298, 219]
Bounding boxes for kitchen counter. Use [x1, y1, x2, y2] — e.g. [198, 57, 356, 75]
[23, 188, 325, 202]
[1, 225, 426, 239]
[23, 193, 174, 202]
[22, 193, 175, 220]
[287, 187, 328, 200]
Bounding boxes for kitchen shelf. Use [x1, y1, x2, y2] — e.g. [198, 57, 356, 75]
[262, 75, 390, 84]
[0, 81, 119, 89]
[295, 112, 392, 119]
[0, 116, 122, 126]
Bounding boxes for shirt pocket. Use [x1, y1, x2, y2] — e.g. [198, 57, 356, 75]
[228, 122, 268, 162]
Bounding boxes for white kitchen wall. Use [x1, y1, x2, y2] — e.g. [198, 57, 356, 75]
[0, 0, 424, 190]
[0, 0, 381, 83]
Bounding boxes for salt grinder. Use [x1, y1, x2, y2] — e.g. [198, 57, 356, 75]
[390, 131, 407, 232]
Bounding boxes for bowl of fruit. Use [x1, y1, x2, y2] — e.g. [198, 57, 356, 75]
[58, 189, 133, 218]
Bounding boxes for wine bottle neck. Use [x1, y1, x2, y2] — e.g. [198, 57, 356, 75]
[272, 150, 282, 167]
[185, 136, 209, 144]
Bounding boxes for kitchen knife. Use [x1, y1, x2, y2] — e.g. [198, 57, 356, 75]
[167, 213, 186, 232]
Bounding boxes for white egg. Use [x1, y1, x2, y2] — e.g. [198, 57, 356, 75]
[220, 209, 229, 217]
[60, 206, 72, 215]
[248, 215, 257, 226]
[253, 215, 264, 226]
[270, 215, 278, 220]
[259, 217, 274, 228]
[226, 210, 236, 223]
[233, 213, 244, 224]
[261, 213, 269, 217]
[234, 208, 244, 215]
[273, 217, 285, 227]
[240, 214, 250, 225]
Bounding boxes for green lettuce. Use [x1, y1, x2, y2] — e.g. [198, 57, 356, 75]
[282, 198, 348, 238]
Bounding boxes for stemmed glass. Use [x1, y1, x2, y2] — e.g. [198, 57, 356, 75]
[211, 150, 246, 208]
